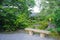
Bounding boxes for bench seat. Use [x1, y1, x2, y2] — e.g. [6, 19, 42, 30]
[25, 28, 51, 38]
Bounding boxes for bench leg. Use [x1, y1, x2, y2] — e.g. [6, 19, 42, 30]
[29, 31, 33, 35]
[40, 33, 45, 38]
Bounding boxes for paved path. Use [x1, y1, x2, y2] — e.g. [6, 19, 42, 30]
[0, 31, 57, 40]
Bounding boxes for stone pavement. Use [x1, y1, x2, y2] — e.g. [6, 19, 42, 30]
[0, 31, 57, 40]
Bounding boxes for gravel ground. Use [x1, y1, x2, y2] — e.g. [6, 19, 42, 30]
[0, 30, 57, 40]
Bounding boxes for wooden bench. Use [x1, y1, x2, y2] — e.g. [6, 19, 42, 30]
[25, 28, 51, 38]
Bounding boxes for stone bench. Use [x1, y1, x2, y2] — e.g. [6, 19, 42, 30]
[25, 28, 51, 38]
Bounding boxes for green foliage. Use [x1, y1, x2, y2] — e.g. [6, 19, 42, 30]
[55, 9, 60, 32]
[26, 0, 35, 7]
[27, 15, 48, 30]
[37, 21, 48, 29]
[40, 0, 60, 36]
[0, 0, 30, 32]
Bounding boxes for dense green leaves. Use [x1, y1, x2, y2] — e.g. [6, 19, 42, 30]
[40, 0, 60, 33]
[0, 0, 30, 32]
[0, 0, 60, 34]
[26, 0, 35, 7]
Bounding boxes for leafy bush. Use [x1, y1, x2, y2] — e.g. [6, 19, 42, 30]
[40, 0, 60, 36]
[37, 21, 48, 29]
[0, 0, 30, 32]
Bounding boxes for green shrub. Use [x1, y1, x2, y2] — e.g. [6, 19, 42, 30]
[37, 21, 48, 29]
[0, 0, 30, 32]
[40, 0, 60, 36]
